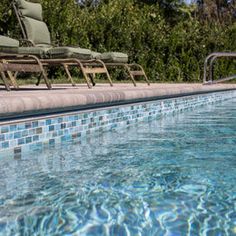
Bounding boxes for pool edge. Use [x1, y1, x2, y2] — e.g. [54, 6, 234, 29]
[0, 89, 236, 157]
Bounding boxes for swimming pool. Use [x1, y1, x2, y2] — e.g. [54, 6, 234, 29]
[0, 98, 236, 235]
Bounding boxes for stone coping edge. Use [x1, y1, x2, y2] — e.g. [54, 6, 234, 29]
[1, 88, 236, 124]
[0, 89, 236, 157]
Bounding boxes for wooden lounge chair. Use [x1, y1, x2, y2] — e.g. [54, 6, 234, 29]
[11, 0, 114, 88]
[13, 0, 150, 87]
[0, 35, 51, 91]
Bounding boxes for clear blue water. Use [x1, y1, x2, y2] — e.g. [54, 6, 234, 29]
[0, 99, 236, 236]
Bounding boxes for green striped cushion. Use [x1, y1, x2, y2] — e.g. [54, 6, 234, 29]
[18, 46, 50, 58]
[48, 47, 92, 60]
[91, 51, 102, 59]
[97, 52, 128, 63]
[0, 36, 19, 53]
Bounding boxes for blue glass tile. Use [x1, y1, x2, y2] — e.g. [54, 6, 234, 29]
[26, 137, 32, 144]
[61, 123, 66, 129]
[46, 119, 52, 125]
[58, 117, 63, 123]
[33, 135, 39, 142]
[18, 138, 25, 145]
[9, 139, 17, 148]
[1, 126, 9, 134]
[32, 121, 39, 128]
[0, 91, 235, 155]
[52, 131, 58, 138]
[49, 125, 55, 132]
[10, 124, 17, 132]
[38, 121, 45, 126]
[14, 147, 21, 154]
[17, 124, 25, 131]
[68, 116, 74, 121]
[61, 135, 72, 142]
[25, 122, 32, 129]
[29, 129, 35, 136]
[2, 141, 9, 149]
[30, 142, 43, 151]
[58, 130, 63, 136]
[67, 123, 72, 128]
[0, 134, 5, 142]
[22, 130, 28, 137]
[5, 133, 14, 140]
[14, 132, 21, 139]
[49, 139, 55, 145]
[64, 129, 69, 135]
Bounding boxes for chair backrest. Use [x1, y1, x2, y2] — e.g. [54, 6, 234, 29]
[13, 0, 51, 46]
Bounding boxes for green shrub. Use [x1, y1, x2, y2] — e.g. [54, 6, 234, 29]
[0, 0, 235, 82]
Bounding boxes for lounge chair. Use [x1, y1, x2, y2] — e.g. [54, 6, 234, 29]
[12, 0, 113, 88]
[13, 0, 150, 87]
[0, 35, 51, 91]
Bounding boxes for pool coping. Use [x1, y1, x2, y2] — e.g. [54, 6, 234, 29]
[1, 83, 236, 123]
[1, 89, 236, 157]
[0, 88, 235, 125]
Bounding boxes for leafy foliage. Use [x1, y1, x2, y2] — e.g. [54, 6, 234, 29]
[1, 0, 236, 82]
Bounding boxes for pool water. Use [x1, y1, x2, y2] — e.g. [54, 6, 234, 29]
[0, 98, 236, 236]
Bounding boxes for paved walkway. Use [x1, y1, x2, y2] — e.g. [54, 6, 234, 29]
[0, 83, 236, 120]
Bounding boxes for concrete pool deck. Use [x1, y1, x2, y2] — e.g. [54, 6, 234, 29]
[0, 83, 236, 120]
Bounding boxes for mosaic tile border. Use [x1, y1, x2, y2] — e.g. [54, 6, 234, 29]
[0, 90, 236, 157]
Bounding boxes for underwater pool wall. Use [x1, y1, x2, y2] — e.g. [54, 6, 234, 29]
[0, 90, 236, 157]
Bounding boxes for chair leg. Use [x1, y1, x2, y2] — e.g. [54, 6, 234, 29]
[36, 69, 51, 89]
[81, 68, 93, 89]
[99, 61, 113, 87]
[123, 64, 137, 86]
[1, 60, 19, 89]
[6, 71, 19, 89]
[63, 64, 76, 86]
[73, 60, 92, 89]
[36, 73, 42, 86]
[105, 69, 113, 87]
[32, 56, 52, 90]
[89, 73, 96, 86]
[41, 69, 52, 90]
[139, 65, 150, 86]
[0, 72, 11, 91]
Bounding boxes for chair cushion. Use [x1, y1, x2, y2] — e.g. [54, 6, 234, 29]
[91, 51, 102, 59]
[48, 47, 93, 60]
[18, 46, 50, 58]
[22, 17, 51, 45]
[0, 36, 19, 53]
[97, 52, 128, 63]
[16, 0, 43, 21]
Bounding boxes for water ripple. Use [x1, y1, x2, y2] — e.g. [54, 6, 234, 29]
[0, 99, 236, 235]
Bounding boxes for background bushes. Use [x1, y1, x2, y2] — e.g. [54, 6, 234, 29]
[0, 0, 236, 82]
